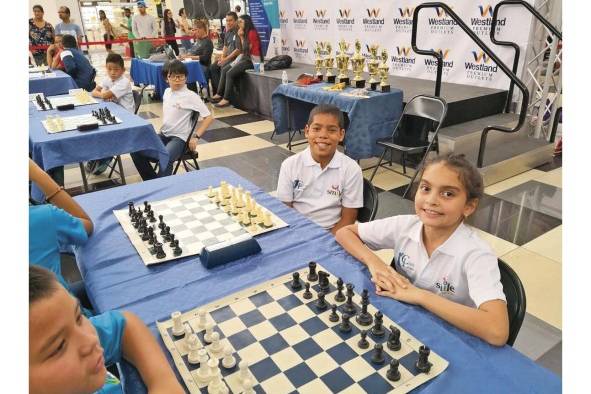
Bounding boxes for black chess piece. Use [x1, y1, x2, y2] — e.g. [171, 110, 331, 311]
[291, 272, 303, 290]
[371, 343, 386, 365]
[173, 240, 182, 256]
[387, 358, 401, 381]
[163, 226, 171, 242]
[371, 311, 385, 337]
[358, 330, 370, 349]
[329, 304, 339, 322]
[356, 289, 373, 326]
[307, 261, 318, 281]
[316, 291, 328, 311]
[44, 96, 53, 110]
[141, 227, 150, 241]
[155, 242, 166, 259]
[143, 201, 150, 213]
[318, 271, 330, 292]
[334, 278, 345, 302]
[160, 224, 167, 236]
[169, 234, 176, 247]
[415, 345, 432, 373]
[158, 215, 165, 229]
[339, 313, 352, 333]
[342, 283, 357, 315]
[128, 202, 134, 216]
[147, 227, 155, 244]
[36, 95, 46, 110]
[147, 210, 156, 223]
[387, 325, 401, 351]
[302, 282, 312, 299]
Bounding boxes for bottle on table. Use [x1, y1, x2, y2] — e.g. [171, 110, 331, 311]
[260, 62, 265, 74]
[282, 70, 288, 85]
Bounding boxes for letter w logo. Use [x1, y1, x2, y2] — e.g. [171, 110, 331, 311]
[472, 50, 490, 63]
[478, 5, 493, 17]
[435, 7, 447, 17]
[279, 11, 286, 18]
[295, 40, 306, 48]
[295, 10, 305, 18]
[316, 10, 327, 17]
[398, 7, 414, 17]
[339, 9, 351, 18]
[434, 48, 450, 59]
[367, 8, 380, 18]
[397, 47, 411, 56]
[281, 39, 287, 46]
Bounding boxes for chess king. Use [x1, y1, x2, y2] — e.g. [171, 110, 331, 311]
[315, 44, 324, 81]
[324, 43, 336, 83]
[367, 45, 380, 91]
[378, 49, 391, 93]
[351, 40, 366, 88]
[336, 39, 350, 86]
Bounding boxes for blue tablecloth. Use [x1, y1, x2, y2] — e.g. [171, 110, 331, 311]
[272, 83, 404, 160]
[29, 69, 78, 96]
[72, 168, 560, 394]
[29, 99, 169, 201]
[130, 58, 207, 98]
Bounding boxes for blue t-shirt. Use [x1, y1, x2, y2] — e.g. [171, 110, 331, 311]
[60, 47, 96, 91]
[55, 22, 83, 40]
[90, 311, 126, 394]
[29, 204, 88, 289]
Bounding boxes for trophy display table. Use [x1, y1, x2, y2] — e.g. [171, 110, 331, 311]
[271, 82, 403, 160]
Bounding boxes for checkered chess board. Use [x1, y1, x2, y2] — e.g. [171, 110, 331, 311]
[114, 187, 288, 265]
[157, 264, 448, 393]
[41, 113, 122, 133]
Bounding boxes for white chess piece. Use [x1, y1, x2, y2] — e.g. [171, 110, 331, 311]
[207, 186, 215, 198]
[171, 311, 184, 336]
[263, 212, 273, 228]
[187, 334, 201, 364]
[207, 358, 228, 394]
[221, 345, 236, 369]
[196, 349, 211, 382]
[204, 321, 214, 343]
[210, 332, 223, 353]
[239, 360, 250, 382]
[198, 308, 207, 329]
[183, 324, 193, 349]
[241, 378, 255, 394]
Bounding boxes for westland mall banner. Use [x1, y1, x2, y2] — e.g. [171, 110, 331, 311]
[250, 0, 281, 59]
[276, 0, 534, 89]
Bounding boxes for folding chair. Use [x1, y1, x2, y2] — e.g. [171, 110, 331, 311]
[357, 178, 379, 223]
[498, 258, 527, 346]
[152, 111, 201, 174]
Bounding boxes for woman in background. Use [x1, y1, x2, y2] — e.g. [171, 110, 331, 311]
[177, 8, 192, 52]
[162, 8, 179, 56]
[99, 10, 115, 52]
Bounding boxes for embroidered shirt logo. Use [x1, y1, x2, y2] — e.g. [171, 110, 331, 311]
[292, 179, 304, 190]
[396, 251, 414, 272]
[435, 276, 456, 295]
[326, 184, 341, 197]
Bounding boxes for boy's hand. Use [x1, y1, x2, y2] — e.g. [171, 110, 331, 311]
[374, 274, 426, 306]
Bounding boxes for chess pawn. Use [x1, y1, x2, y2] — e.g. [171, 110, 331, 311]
[214, 192, 221, 204]
[196, 349, 211, 382]
[241, 211, 251, 226]
[204, 321, 214, 343]
[187, 334, 202, 364]
[171, 311, 184, 336]
[209, 332, 224, 353]
[241, 378, 255, 394]
[263, 212, 273, 228]
[249, 221, 259, 233]
[183, 324, 194, 349]
[236, 195, 245, 208]
[207, 186, 215, 198]
[198, 308, 208, 329]
[239, 360, 250, 382]
[221, 345, 236, 369]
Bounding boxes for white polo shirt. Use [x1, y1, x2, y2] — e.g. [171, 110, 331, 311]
[277, 147, 363, 229]
[100, 75, 134, 113]
[161, 86, 211, 141]
[358, 215, 506, 308]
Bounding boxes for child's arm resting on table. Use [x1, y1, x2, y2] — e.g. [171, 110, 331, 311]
[330, 208, 358, 235]
[121, 312, 184, 393]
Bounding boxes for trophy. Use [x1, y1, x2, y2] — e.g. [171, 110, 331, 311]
[314, 44, 324, 81]
[324, 43, 336, 83]
[350, 40, 366, 88]
[367, 45, 380, 91]
[336, 39, 350, 86]
[378, 49, 391, 93]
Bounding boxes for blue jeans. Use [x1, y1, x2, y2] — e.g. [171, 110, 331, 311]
[131, 134, 186, 180]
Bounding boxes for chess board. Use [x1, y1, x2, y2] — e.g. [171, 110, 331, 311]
[114, 186, 288, 265]
[41, 113, 122, 133]
[33, 94, 98, 110]
[157, 264, 449, 393]
[29, 71, 56, 79]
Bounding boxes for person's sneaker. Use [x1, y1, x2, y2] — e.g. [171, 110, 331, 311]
[92, 158, 112, 175]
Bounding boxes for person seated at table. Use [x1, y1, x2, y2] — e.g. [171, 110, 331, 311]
[209, 11, 240, 94]
[29, 266, 184, 394]
[60, 34, 96, 91]
[180, 20, 213, 71]
[29, 159, 94, 312]
[87, 53, 135, 176]
[131, 60, 214, 181]
[276, 104, 363, 235]
[46, 34, 64, 70]
[211, 14, 261, 108]
[335, 154, 510, 346]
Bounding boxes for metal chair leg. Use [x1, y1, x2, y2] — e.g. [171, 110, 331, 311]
[402, 152, 407, 174]
[172, 158, 182, 175]
[369, 150, 387, 182]
[107, 157, 117, 178]
[78, 163, 89, 192]
[116, 155, 126, 185]
[192, 157, 199, 170]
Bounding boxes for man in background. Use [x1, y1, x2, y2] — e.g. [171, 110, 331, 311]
[132, 1, 157, 59]
[209, 12, 240, 94]
[119, 7, 135, 58]
[55, 6, 84, 46]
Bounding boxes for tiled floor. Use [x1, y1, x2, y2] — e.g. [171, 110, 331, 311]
[61, 53, 562, 376]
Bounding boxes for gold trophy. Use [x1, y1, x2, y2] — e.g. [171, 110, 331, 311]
[350, 40, 366, 88]
[314, 44, 324, 81]
[378, 49, 391, 93]
[367, 45, 380, 91]
[324, 43, 336, 83]
[336, 39, 350, 86]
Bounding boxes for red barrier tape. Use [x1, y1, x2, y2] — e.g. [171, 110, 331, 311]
[29, 35, 195, 51]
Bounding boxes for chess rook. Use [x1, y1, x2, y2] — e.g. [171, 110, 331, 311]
[307, 261, 319, 281]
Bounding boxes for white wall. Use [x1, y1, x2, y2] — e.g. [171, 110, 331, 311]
[29, 0, 85, 34]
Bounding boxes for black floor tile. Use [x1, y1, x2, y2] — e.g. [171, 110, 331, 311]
[137, 111, 160, 119]
[201, 127, 250, 143]
[237, 146, 295, 169]
[206, 119, 232, 131]
[257, 130, 307, 145]
[535, 156, 562, 172]
[66, 179, 123, 196]
[375, 191, 415, 220]
[220, 113, 269, 126]
[536, 342, 561, 377]
[494, 180, 561, 219]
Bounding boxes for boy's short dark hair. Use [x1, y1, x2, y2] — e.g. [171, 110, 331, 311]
[62, 34, 77, 49]
[162, 59, 188, 79]
[30, 265, 59, 305]
[307, 104, 345, 129]
[106, 53, 124, 68]
[226, 11, 238, 21]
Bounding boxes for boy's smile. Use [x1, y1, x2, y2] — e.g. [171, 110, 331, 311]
[304, 113, 345, 168]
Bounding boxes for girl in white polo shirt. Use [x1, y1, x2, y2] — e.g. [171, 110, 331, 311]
[336, 154, 509, 346]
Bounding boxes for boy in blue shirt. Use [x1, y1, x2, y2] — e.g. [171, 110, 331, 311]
[29, 265, 184, 394]
[60, 34, 96, 91]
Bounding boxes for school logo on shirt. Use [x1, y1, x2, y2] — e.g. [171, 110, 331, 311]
[396, 251, 414, 272]
[435, 276, 456, 296]
[326, 184, 341, 197]
[292, 179, 304, 190]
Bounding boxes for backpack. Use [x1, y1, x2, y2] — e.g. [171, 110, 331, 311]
[264, 55, 292, 71]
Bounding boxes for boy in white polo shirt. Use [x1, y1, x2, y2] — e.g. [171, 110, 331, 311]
[336, 154, 509, 346]
[277, 104, 363, 234]
[131, 60, 214, 180]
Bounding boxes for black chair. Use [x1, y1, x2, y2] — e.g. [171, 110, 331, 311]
[358, 178, 379, 223]
[152, 111, 201, 174]
[498, 258, 526, 346]
[369, 95, 447, 180]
